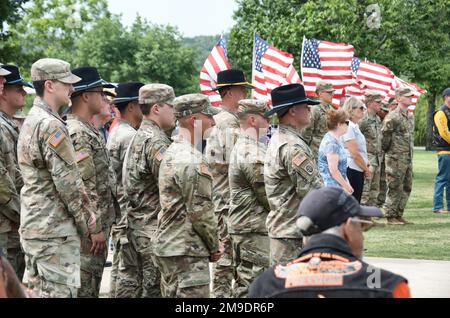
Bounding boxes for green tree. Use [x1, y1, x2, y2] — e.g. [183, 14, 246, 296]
[0, 0, 29, 60]
[183, 35, 221, 70]
[229, 0, 450, 148]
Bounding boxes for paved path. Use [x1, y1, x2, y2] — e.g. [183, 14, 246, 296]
[99, 254, 450, 298]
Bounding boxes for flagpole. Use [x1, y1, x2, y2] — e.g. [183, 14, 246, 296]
[251, 31, 257, 99]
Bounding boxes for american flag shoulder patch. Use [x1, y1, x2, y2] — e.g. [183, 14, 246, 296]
[48, 129, 66, 148]
[76, 150, 90, 163]
[292, 154, 307, 167]
[155, 147, 167, 162]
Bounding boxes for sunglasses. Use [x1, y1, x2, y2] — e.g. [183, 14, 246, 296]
[84, 90, 107, 97]
[344, 120, 350, 126]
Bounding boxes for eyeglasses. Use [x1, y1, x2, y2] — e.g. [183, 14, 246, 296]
[350, 217, 374, 232]
[83, 90, 107, 97]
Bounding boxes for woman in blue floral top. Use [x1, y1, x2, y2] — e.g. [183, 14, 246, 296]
[318, 109, 354, 194]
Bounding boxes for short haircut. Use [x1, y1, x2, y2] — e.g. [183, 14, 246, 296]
[218, 87, 231, 99]
[326, 109, 348, 130]
[32, 80, 46, 98]
[115, 101, 131, 114]
[140, 103, 152, 116]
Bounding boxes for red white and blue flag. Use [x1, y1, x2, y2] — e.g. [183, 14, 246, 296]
[199, 36, 231, 107]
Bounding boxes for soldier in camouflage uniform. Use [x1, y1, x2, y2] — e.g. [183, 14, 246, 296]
[66, 67, 118, 297]
[376, 102, 390, 208]
[153, 93, 223, 298]
[0, 65, 30, 280]
[205, 69, 254, 298]
[228, 99, 270, 298]
[360, 92, 383, 206]
[120, 84, 176, 298]
[106, 82, 144, 298]
[381, 87, 415, 225]
[17, 59, 104, 298]
[264, 84, 323, 266]
[301, 81, 335, 159]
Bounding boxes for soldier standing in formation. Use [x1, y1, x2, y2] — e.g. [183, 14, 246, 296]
[301, 81, 335, 159]
[360, 92, 383, 206]
[66, 67, 117, 297]
[120, 84, 176, 297]
[106, 82, 144, 297]
[17, 58, 104, 297]
[381, 87, 415, 225]
[376, 101, 391, 208]
[205, 69, 254, 298]
[264, 84, 323, 266]
[153, 94, 223, 298]
[228, 99, 271, 298]
[0, 65, 30, 280]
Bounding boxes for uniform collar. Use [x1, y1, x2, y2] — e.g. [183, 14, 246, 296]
[320, 103, 333, 112]
[0, 111, 18, 130]
[34, 97, 66, 125]
[279, 124, 304, 139]
[66, 113, 101, 136]
[299, 234, 357, 261]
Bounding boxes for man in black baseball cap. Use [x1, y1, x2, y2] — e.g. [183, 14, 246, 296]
[249, 186, 411, 298]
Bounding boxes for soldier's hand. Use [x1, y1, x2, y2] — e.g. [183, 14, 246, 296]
[209, 242, 225, 263]
[90, 231, 106, 256]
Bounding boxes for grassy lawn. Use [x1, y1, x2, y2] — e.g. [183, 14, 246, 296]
[364, 148, 450, 260]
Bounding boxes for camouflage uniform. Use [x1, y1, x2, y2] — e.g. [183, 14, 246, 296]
[381, 102, 414, 219]
[204, 108, 239, 298]
[228, 100, 270, 298]
[0, 111, 23, 279]
[106, 118, 137, 298]
[264, 124, 323, 266]
[18, 96, 99, 298]
[66, 114, 117, 298]
[153, 94, 220, 298]
[120, 84, 175, 298]
[360, 110, 382, 206]
[377, 150, 387, 207]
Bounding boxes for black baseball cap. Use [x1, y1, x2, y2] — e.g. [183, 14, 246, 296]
[443, 88, 450, 97]
[296, 187, 382, 236]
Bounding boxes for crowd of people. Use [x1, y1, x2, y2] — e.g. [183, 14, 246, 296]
[0, 57, 430, 299]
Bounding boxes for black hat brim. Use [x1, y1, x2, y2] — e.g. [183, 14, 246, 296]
[5, 79, 33, 88]
[211, 82, 256, 91]
[265, 98, 320, 117]
[112, 96, 139, 104]
[73, 79, 115, 93]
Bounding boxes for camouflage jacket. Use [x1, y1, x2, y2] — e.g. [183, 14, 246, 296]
[204, 108, 240, 213]
[264, 124, 323, 239]
[106, 119, 136, 223]
[359, 111, 382, 166]
[154, 135, 219, 257]
[381, 107, 415, 160]
[301, 103, 334, 159]
[66, 114, 117, 232]
[17, 98, 99, 239]
[122, 119, 171, 237]
[228, 134, 269, 234]
[0, 111, 23, 234]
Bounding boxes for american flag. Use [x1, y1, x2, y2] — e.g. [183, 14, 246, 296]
[351, 57, 395, 98]
[386, 76, 426, 112]
[199, 36, 231, 106]
[252, 34, 301, 104]
[301, 37, 355, 107]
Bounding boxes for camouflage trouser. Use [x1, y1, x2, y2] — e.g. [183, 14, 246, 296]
[109, 226, 121, 298]
[116, 231, 160, 298]
[384, 157, 413, 218]
[0, 232, 7, 255]
[7, 229, 25, 281]
[22, 236, 81, 298]
[377, 156, 387, 207]
[361, 164, 381, 206]
[212, 209, 234, 298]
[231, 233, 270, 298]
[153, 255, 210, 298]
[78, 228, 110, 298]
[269, 237, 303, 266]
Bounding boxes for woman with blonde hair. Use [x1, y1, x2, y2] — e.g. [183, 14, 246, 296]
[318, 109, 353, 194]
[342, 97, 371, 202]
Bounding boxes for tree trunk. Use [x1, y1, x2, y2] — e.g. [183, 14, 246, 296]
[426, 91, 437, 151]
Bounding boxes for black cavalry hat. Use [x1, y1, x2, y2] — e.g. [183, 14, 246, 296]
[72, 67, 115, 94]
[2, 64, 33, 88]
[212, 69, 255, 91]
[265, 83, 320, 117]
[112, 82, 145, 104]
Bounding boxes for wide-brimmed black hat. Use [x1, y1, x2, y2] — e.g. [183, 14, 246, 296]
[2, 64, 33, 88]
[212, 69, 255, 91]
[72, 67, 115, 94]
[113, 82, 145, 104]
[265, 84, 320, 117]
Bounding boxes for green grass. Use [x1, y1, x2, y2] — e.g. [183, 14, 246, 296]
[364, 149, 450, 260]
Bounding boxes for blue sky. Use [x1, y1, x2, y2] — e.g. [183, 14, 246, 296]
[107, 0, 238, 37]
